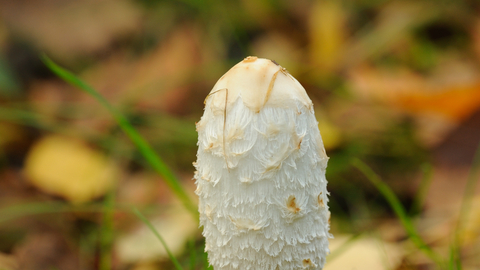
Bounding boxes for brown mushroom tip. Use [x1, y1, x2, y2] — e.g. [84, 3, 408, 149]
[243, 56, 258, 63]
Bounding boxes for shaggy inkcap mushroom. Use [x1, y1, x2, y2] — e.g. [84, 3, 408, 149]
[194, 56, 331, 270]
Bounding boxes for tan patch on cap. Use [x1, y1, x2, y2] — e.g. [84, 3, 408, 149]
[287, 195, 301, 213]
[302, 258, 315, 268]
[243, 56, 258, 62]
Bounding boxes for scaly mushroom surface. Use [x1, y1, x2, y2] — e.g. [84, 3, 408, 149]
[194, 56, 331, 270]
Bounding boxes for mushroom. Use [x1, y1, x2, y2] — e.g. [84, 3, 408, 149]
[194, 57, 331, 269]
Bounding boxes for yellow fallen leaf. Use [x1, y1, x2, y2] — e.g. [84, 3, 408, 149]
[309, 0, 346, 76]
[24, 135, 118, 204]
[131, 261, 158, 270]
[0, 252, 17, 270]
[317, 113, 342, 150]
[115, 204, 198, 263]
[325, 234, 403, 270]
[459, 196, 480, 246]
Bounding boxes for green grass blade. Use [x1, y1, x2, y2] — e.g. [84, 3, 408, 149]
[456, 255, 463, 270]
[99, 189, 115, 270]
[410, 163, 433, 216]
[0, 202, 129, 225]
[41, 54, 198, 217]
[188, 238, 196, 270]
[451, 142, 480, 268]
[448, 247, 454, 270]
[131, 207, 183, 270]
[448, 245, 457, 270]
[0, 202, 69, 224]
[352, 158, 445, 268]
[203, 249, 212, 270]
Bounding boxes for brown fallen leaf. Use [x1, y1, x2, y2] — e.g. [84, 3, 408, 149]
[117, 172, 170, 206]
[0, 0, 142, 61]
[349, 65, 480, 147]
[73, 24, 219, 117]
[251, 32, 303, 75]
[14, 232, 80, 270]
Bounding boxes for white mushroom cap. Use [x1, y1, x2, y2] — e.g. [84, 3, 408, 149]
[195, 56, 331, 270]
[208, 56, 312, 113]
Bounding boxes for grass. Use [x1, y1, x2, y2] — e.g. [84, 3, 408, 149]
[409, 163, 433, 216]
[132, 207, 183, 270]
[353, 150, 480, 270]
[99, 189, 115, 270]
[352, 158, 446, 269]
[451, 142, 480, 270]
[34, 54, 478, 269]
[41, 54, 198, 218]
[0, 201, 105, 225]
[39, 54, 211, 270]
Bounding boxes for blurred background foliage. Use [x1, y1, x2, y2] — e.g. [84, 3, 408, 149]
[0, 0, 480, 269]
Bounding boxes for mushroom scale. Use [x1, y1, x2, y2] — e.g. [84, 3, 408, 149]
[194, 57, 331, 270]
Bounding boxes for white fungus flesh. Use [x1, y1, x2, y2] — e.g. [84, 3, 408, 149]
[194, 56, 331, 270]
